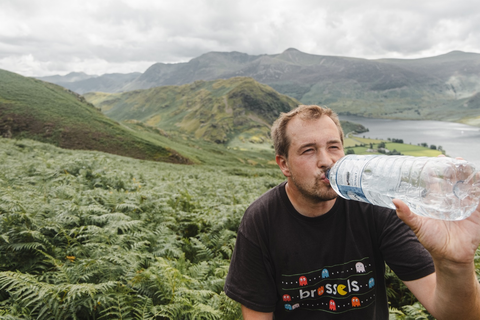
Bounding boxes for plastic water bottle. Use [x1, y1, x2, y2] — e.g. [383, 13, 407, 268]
[327, 155, 480, 220]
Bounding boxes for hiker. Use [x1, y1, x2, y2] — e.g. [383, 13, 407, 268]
[224, 105, 480, 319]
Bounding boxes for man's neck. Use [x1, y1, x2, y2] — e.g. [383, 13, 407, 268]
[285, 182, 337, 218]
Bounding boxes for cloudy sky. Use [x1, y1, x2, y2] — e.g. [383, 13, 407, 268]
[1, 0, 479, 77]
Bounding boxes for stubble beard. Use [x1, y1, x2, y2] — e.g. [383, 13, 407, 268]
[290, 173, 338, 203]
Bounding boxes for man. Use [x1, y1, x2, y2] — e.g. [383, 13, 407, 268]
[224, 105, 480, 319]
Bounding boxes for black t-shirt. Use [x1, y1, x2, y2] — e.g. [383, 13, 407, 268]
[224, 182, 435, 319]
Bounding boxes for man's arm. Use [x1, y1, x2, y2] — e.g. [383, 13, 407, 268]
[393, 199, 480, 320]
[242, 305, 273, 320]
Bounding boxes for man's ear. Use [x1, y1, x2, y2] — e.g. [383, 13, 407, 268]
[276, 155, 291, 177]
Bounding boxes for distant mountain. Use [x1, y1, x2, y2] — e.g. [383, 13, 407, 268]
[84, 77, 300, 144]
[0, 69, 191, 164]
[37, 71, 96, 83]
[39, 49, 480, 125]
[37, 72, 141, 95]
[121, 51, 261, 91]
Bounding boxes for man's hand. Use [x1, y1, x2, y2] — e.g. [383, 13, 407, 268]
[393, 199, 480, 264]
[393, 199, 480, 320]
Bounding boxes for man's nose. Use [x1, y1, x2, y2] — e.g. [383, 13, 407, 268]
[317, 149, 334, 168]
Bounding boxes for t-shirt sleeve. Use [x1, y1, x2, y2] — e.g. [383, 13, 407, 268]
[224, 229, 278, 312]
[376, 208, 435, 281]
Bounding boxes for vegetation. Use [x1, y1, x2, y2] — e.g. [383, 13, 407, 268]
[0, 69, 190, 164]
[1, 136, 475, 319]
[119, 121, 279, 167]
[343, 135, 443, 157]
[0, 137, 284, 319]
[340, 121, 369, 136]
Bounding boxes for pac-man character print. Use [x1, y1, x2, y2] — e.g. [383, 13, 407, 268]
[299, 276, 308, 286]
[352, 297, 361, 307]
[322, 268, 329, 278]
[355, 262, 366, 273]
[329, 299, 336, 311]
[337, 284, 347, 296]
[369, 278, 375, 288]
[317, 286, 324, 296]
[285, 304, 292, 310]
[283, 294, 291, 302]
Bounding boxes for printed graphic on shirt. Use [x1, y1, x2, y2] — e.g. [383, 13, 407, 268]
[280, 257, 375, 314]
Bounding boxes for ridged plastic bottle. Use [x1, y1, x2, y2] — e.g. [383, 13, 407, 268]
[327, 155, 480, 220]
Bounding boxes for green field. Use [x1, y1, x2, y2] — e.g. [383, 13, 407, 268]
[1, 137, 477, 319]
[344, 135, 443, 157]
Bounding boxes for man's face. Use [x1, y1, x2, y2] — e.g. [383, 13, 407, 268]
[277, 115, 345, 202]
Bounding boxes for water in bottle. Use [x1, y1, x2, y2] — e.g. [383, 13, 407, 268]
[327, 155, 480, 220]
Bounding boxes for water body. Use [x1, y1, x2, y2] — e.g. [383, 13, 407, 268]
[339, 115, 480, 169]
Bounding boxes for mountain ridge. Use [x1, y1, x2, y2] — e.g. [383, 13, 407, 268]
[36, 49, 480, 125]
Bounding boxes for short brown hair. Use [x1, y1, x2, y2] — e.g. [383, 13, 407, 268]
[271, 105, 344, 158]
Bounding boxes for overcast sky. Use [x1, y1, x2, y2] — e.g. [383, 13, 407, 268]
[1, 0, 480, 77]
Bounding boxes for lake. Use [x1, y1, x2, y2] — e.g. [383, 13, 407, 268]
[339, 115, 480, 169]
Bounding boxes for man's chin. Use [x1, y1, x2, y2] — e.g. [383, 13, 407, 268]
[318, 193, 338, 202]
[307, 189, 338, 202]
[315, 184, 338, 201]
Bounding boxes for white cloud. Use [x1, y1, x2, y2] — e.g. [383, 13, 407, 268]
[1, 0, 480, 76]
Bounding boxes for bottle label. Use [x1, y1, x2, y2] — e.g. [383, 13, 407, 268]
[334, 155, 373, 204]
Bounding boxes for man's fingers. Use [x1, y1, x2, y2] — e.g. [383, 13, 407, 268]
[392, 199, 417, 230]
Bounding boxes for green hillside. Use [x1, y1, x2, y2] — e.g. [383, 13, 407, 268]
[0, 69, 191, 164]
[85, 77, 300, 144]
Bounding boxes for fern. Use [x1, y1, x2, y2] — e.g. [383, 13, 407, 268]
[401, 302, 435, 320]
[388, 306, 405, 320]
[2, 137, 456, 319]
[187, 302, 222, 320]
[98, 293, 139, 320]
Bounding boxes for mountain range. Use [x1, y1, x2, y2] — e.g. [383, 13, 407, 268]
[37, 48, 480, 126]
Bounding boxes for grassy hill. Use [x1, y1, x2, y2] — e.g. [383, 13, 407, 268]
[0, 69, 191, 164]
[85, 77, 301, 145]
